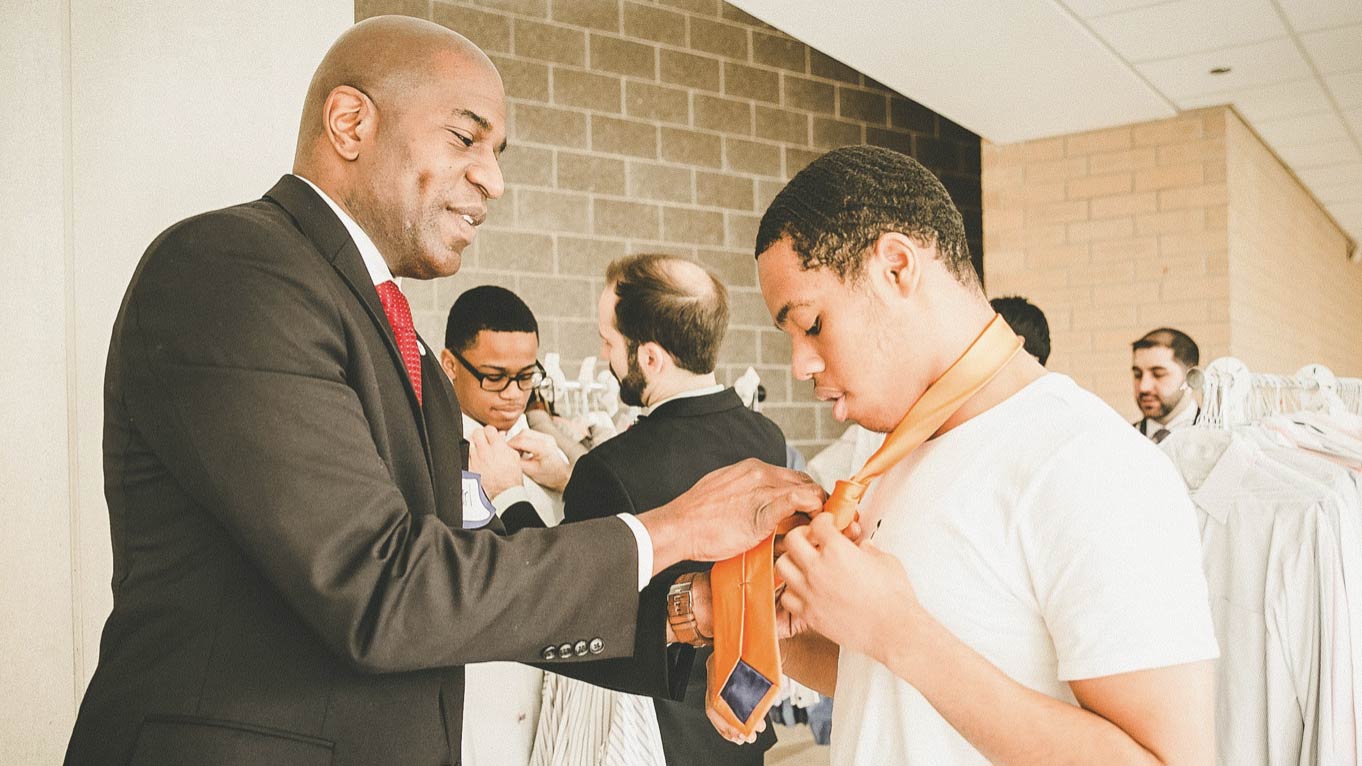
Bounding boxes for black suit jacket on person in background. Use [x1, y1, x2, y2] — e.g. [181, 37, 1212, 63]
[65, 175, 676, 766]
[564, 389, 788, 765]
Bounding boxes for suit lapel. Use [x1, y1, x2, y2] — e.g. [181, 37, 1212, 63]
[263, 175, 435, 471]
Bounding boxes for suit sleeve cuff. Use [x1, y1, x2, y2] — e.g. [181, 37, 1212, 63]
[491, 485, 531, 514]
[616, 514, 652, 591]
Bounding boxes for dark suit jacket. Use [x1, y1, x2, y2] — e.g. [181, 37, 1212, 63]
[564, 389, 787, 765]
[66, 175, 671, 766]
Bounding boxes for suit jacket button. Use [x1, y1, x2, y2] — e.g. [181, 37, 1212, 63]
[589, 638, 605, 654]
[558, 642, 574, 658]
[542, 646, 557, 661]
[573, 640, 589, 657]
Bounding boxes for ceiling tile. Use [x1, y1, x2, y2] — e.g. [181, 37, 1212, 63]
[1177, 77, 1334, 121]
[1297, 161, 1362, 189]
[1089, 0, 1285, 64]
[1255, 111, 1350, 147]
[1057, 0, 1167, 19]
[1136, 38, 1312, 98]
[1326, 70, 1362, 110]
[1310, 179, 1362, 204]
[1277, 0, 1362, 32]
[1345, 106, 1362, 133]
[1300, 24, 1362, 74]
[1272, 138, 1362, 168]
[1329, 201, 1362, 224]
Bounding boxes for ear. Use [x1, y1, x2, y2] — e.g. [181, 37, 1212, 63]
[439, 348, 459, 382]
[321, 85, 374, 162]
[637, 341, 670, 376]
[868, 232, 922, 300]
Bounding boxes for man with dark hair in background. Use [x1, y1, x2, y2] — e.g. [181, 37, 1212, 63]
[990, 295, 1050, 366]
[561, 253, 788, 765]
[719, 145, 1218, 766]
[441, 285, 575, 766]
[1131, 327, 1201, 443]
[441, 284, 567, 533]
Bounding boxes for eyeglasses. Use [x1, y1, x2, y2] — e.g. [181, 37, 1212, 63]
[450, 349, 546, 393]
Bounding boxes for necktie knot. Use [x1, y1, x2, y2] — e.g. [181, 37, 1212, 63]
[375, 280, 423, 405]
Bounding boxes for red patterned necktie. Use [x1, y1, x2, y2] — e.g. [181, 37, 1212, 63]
[375, 280, 422, 405]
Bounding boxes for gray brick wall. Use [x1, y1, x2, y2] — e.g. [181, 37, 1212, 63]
[358, 0, 983, 456]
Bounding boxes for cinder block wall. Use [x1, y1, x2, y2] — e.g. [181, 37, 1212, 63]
[983, 106, 1360, 421]
[358, 0, 982, 455]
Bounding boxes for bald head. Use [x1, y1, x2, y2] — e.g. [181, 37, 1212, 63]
[295, 16, 491, 162]
[604, 253, 729, 375]
[290, 15, 507, 281]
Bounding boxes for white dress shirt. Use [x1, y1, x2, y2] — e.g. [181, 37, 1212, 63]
[1162, 429, 1357, 766]
[640, 383, 725, 416]
[295, 174, 653, 588]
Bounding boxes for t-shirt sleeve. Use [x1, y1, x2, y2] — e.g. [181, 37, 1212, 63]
[1020, 430, 1220, 681]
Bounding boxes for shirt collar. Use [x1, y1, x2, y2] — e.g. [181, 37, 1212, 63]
[295, 174, 393, 287]
[642, 383, 726, 416]
[461, 412, 529, 439]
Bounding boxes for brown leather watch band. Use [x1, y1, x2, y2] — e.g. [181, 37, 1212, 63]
[667, 572, 712, 647]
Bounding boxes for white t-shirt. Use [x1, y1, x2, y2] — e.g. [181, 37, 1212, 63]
[831, 374, 1219, 766]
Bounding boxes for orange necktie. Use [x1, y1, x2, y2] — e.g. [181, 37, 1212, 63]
[708, 314, 1023, 737]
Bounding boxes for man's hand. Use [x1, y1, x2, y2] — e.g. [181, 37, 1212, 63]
[508, 429, 570, 492]
[775, 513, 919, 663]
[704, 653, 767, 745]
[638, 459, 825, 574]
[467, 425, 524, 500]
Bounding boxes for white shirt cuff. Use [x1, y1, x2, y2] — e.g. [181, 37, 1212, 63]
[491, 485, 531, 514]
[615, 514, 653, 591]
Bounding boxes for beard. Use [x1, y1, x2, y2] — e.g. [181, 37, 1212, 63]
[615, 351, 648, 408]
[1140, 388, 1184, 419]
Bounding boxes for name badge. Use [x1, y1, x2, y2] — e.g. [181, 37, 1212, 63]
[461, 470, 496, 529]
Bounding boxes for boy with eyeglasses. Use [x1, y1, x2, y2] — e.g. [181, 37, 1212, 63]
[440, 284, 568, 532]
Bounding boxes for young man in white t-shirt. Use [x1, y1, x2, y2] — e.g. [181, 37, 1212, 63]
[716, 146, 1219, 765]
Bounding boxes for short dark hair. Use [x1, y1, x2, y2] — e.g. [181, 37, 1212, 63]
[990, 296, 1051, 366]
[754, 145, 979, 289]
[606, 254, 728, 375]
[443, 285, 538, 353]
[1132, 327, 1199, 369]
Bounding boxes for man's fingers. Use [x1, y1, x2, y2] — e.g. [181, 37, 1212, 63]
[756, 485, 826, 534]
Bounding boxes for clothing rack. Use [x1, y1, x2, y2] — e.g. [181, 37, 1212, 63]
[1194, 357, 1362, 428]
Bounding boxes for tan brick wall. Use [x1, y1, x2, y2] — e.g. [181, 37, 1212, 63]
[1225, 111, 1362, 375]
[983, 109, 1231, 420]
[984, 106, 1360, 422]
[358, 0, 983, 455]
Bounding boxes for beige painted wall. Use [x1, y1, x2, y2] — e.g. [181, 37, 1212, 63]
[1226, 113, 1362, 373]
[983, 106, 1359, 422]
[1, 1, 351, 761]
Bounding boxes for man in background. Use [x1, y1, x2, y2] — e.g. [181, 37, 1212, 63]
[442, 284, 568, 532]
[440, 285, 574, 766]
[562, 253, 788, 764]
[1131, 327, 1200, 443]
[991, 295, 1050, 366]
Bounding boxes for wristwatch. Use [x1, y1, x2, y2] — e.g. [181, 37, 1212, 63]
[666, 572, 713, 647]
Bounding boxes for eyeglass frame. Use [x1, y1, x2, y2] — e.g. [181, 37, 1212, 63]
[448, 348, 547, 393]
